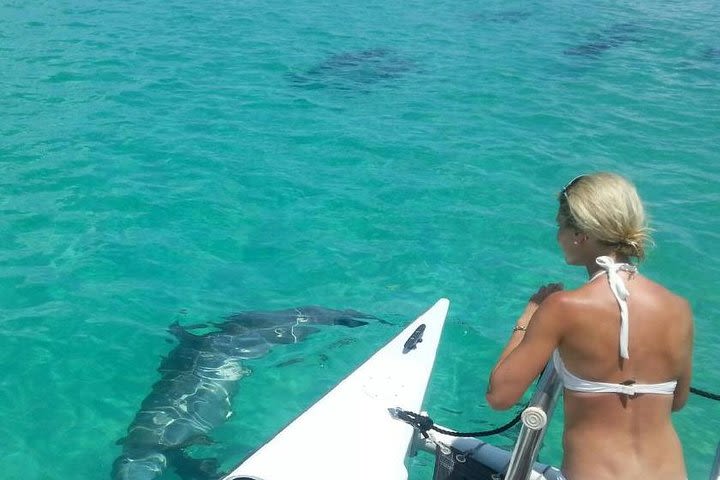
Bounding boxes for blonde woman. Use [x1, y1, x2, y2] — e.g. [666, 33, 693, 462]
[486, 173, 693, 480]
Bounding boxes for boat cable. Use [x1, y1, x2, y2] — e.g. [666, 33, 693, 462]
[390, 385, 719, 440]
[389, 404, 527, 439]
[389, 365, 553, 439]
[691, 386, 720, 401]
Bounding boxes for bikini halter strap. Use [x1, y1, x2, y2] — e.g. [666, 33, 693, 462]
[594, 256, 637, 359]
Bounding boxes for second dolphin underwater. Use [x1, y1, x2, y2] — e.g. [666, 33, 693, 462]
[112, 306, 379, 480]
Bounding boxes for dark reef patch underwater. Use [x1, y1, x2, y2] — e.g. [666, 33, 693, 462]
[288, 48, 417, 91]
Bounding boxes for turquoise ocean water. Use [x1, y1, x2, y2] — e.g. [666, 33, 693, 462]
[1, 0, 719, 478]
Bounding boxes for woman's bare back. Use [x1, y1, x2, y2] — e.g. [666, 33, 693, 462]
[557, 273, 693, 479]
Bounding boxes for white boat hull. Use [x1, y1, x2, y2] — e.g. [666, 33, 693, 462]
[222, 298, 450, 480]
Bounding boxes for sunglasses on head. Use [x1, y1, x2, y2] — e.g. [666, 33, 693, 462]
[561, 174, 587, 201]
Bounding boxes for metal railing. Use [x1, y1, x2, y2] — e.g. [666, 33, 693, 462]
[710, 441, 720, 480]
[504, 362, 563, 480]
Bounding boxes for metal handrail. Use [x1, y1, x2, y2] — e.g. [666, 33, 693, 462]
[504, 362, 563, 480]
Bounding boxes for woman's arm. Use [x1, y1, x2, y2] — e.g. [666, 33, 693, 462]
[486, 287, 565, 410]
[672, 299, 694, 412]
[493, 303, 540, 367]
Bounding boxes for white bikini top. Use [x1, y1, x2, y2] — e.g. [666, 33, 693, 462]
[553, 256, 677, 396]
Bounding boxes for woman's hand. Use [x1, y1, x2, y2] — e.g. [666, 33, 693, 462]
[514, 283, 564, 332]
[529, 283, 563, 307]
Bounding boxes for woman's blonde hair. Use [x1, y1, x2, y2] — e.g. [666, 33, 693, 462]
[558, 172, 651, 261]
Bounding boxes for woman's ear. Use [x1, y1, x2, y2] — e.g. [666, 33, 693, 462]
[573, 231, 589, 243]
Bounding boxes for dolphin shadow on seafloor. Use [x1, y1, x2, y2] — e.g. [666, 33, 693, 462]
[287, 48, 417, 91]
[564, 23, 642, 58]
[471, 9, 531, 24]
[702, 47, 720, 61]
[111, 306, 379, 480]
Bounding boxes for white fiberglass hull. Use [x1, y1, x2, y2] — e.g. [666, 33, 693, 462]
[222, 298, 450, 480]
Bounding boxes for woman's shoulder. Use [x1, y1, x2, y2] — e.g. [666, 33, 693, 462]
[632, 273, 691, 305]
[549, 282, 604, 308]
[533, 287, 592, 320]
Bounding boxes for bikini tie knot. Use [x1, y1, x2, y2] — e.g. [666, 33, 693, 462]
[619, 384, 637, 396]
[595, 256, 637, 359]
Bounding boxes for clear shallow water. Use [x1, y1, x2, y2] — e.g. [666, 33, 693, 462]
[1, 0, 719, 478]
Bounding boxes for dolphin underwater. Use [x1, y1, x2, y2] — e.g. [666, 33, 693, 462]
[112, 306, 376, 480]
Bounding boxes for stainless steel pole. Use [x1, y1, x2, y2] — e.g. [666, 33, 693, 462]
[710, 441, 720, 480]
[504, 363, 563, 480]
